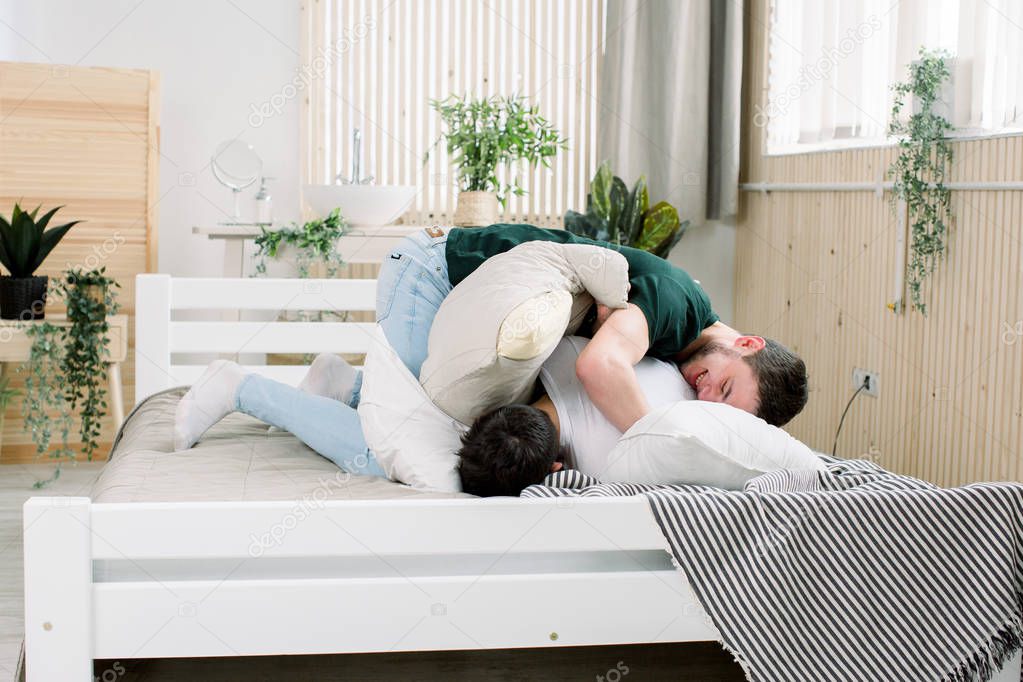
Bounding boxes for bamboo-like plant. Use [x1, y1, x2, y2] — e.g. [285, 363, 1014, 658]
[427, 94, 566, 205]
[888, 48, 954, 314]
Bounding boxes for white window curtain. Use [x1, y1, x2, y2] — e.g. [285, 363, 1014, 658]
[300, 0, 605, 226]
[766, 0, 1023, 151]
[958, 0, 1023, 129]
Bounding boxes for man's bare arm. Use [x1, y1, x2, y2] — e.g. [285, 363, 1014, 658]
[575, 304, 651, 432]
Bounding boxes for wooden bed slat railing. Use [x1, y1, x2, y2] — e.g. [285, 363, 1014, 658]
[169, 321, 377, 354]
[86, 497, 668, 560]
[135, 275, 379, 404]
[168, 277, 378, 311]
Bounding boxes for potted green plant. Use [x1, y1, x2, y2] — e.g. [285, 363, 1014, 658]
[0, 203, 80, 320]
[427, 94, 566, 226]
[564, 161, 689, 258]
[253, 207, 349, 278]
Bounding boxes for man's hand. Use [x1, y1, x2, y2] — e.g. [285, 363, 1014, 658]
[575, 304, 651, 432]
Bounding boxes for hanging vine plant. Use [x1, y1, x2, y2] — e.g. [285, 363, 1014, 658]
[21, 321, 74, 486]
[888, 48, 954, 315]
[62, 267, 120, 461]
[19, 267, 120, 486]
[253, 208, 350, 339]
[253, 207, 349, 278]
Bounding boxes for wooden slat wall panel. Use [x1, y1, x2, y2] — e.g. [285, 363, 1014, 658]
[301, 0, 605, 227]
[739, 1, 1023, 486]
[0, 62, 157, 464]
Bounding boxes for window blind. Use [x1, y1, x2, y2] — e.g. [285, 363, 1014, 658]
[301, 0, 606, 226]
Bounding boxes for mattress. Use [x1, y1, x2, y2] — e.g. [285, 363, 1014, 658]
[91, 387, 472, 503]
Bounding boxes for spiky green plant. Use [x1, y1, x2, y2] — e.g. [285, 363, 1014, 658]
[0, 203, 80, 277]
[564, 161, 688, 258]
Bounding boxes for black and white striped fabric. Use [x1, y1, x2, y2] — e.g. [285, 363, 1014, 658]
[523, 458, 1023, 682]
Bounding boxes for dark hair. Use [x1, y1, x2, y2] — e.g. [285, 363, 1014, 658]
[743, 338, 808, 427]
[457, 405, 564, 497]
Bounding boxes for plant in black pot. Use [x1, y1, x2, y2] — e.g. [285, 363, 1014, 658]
[0, 203, 80, 320]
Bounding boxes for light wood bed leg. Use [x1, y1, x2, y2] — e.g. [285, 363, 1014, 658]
[107, 362, 124, 430]
[23, 497, 93, 681]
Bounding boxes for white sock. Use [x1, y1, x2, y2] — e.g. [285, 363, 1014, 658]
[297, 353, 359, 404]
[174, 359, 247, 450]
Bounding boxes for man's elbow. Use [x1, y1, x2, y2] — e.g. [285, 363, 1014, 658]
[575, 349, 626, 389]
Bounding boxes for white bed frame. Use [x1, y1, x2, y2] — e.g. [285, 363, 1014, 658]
[22, 275, 1022, 681]
[21, 275, 717, 681]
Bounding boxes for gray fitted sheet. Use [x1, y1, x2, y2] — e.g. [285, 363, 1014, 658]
[90, 387, 471, 503]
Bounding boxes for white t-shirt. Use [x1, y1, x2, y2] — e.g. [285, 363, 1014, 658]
[538, 336, 695, 477]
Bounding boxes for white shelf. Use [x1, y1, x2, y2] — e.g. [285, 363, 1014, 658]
[192, 224, 425, 272]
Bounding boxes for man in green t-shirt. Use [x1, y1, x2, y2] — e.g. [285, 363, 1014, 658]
[372, 224, 808, 431]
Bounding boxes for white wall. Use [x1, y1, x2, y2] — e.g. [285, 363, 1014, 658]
[0, 0, 302, 277]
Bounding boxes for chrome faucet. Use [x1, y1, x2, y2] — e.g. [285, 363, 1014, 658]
[338, 128, 374, 184]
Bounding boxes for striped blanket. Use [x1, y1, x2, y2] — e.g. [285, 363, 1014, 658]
[522, 458, 1023, 682]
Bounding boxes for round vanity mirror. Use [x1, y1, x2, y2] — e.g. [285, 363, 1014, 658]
[211, 139, 262, 220]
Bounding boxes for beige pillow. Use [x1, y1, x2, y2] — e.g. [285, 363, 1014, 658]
[420, 241, 630, 424]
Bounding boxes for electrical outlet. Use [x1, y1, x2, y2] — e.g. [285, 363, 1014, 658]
[852, 368, 879, 397]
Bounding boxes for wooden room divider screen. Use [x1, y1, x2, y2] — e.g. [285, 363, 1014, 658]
[0, 61, 159, 463]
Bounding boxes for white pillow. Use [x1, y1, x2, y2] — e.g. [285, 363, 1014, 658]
[420, 241, 630, 425]
[357, 325, 466, 492]
[601, 401, 824, 489]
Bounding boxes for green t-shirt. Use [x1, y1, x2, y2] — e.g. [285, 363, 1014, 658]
[444, 224, 719, 360]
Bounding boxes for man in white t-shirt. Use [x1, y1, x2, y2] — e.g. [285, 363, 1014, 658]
[457, 336, 694, 495]
[175, 335, 694, 497]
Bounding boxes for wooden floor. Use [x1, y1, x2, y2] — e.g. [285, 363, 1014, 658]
[1, 462, 744, 682]
[0, 462, 105, 681]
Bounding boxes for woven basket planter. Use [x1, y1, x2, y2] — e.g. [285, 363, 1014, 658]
[452, 191, 499, 227]
[0, 275, 48, 320]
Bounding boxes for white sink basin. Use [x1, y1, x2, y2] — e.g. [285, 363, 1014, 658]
[303, 184, 418, 226]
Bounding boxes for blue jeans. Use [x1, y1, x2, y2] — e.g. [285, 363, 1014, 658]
[235, 374, 386, 477]
[231, 228, 453, 476]
[350, 227, 452, 405]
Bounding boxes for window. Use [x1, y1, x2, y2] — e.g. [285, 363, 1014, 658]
[301, 0, 605, 226]
[764, 0, 1023, 153]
